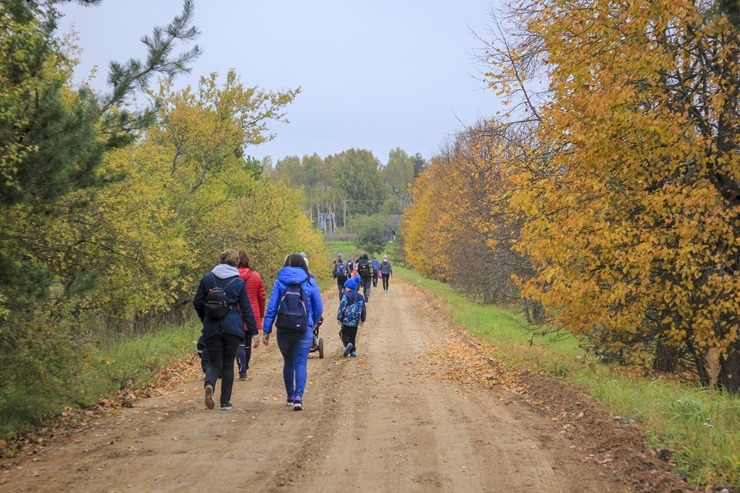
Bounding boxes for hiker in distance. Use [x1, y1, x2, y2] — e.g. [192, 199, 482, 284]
[356, 253, 374, 302]
[332, 253, 349, 300]
[380, 255, 393, 292]
[193, 249, 257, 410]
[371, 256, 379, 288]
[262, 253, 324, 411]
[236, 250, 266, 380]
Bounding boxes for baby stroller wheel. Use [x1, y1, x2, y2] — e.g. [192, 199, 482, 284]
[318, 338, 324, 359]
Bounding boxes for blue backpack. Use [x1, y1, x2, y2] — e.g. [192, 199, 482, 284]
[275, 281, 308, 332]
[336, 262, 347, 279]
[340, 291, 364, 327]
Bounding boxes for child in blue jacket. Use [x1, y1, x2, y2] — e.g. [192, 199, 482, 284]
[337, 276, 366, 357]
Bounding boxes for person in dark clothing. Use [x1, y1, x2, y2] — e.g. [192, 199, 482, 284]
[193, 249, 257, 410]
[356, 253, 374, 302]
[332, 253, 349, 300]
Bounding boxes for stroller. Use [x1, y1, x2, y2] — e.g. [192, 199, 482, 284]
[310, 316, 325, 359]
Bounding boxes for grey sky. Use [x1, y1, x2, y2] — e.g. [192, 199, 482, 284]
[59, 0, 502, 164]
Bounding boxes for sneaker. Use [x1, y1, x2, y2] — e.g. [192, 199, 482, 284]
[239, 372, 247, 381]
[343, 342, 353, 357]
[204, 384, 215, 410]
[293, 400, 303, 411]
[286, 396, 294, 406]
[221, 403, 233, 410]
[350, 351, 356, 357]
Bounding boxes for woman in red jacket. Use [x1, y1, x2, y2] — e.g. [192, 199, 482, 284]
[236, 250, 266, 380]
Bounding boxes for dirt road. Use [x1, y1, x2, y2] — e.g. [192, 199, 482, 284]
[0, 278, 696, 492]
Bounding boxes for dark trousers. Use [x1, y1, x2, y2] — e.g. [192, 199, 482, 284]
[236, 327, 257, 377]
[236, 343, 252, 377]
[382, 274, 390, 291]
[360, 276, 372, 301]
[340, 324, 358, 353]
[204, 333, 242, 407]
[336, 280, 347, 300]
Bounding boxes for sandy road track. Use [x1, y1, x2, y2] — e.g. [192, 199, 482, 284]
[0, 278, 696, 492]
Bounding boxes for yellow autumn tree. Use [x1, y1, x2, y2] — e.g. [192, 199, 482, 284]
[487, 0, 739, 390]
[403, 155, 454, 278]
[403, 120, 535, 308]
[144, 70, 324, 289]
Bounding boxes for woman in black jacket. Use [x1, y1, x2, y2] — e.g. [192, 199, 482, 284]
[194, 249, 257, 410]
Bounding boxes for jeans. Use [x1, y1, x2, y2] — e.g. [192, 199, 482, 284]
[276, 329, 313, 401]
[204, 333, 242, 407]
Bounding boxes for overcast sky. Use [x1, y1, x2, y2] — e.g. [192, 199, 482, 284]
[59, 0, 503, 164]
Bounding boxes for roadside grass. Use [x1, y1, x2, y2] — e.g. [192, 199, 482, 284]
[0, 322, 200, 440]
[396, 266, 739, 489]
[83, 322, 201, 404]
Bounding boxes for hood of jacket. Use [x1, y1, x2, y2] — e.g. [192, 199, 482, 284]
[212, 264, 239, 279]
[277, 266, 309, 285]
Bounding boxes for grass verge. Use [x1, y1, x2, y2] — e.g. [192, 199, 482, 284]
[0, 322, 200, 441]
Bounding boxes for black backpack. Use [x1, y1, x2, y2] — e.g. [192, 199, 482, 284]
[357, 258, 371, 278]
[275, 281, 308, 332]
[204, 274, 237, 320]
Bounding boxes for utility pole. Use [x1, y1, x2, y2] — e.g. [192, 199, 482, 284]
[343, 200, 348, 229]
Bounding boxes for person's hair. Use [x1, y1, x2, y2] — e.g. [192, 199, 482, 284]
[283, 252, 309, 275]
[238, 250, 251, 268]
[220, 249, 240, 267]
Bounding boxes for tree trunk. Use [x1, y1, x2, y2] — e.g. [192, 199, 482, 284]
[717, 343, 740, 394]
[652, 341, 680, 373]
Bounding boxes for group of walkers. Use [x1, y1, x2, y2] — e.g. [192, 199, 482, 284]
[192, 248, 393, 413]
[193, 250, 322, 412]
[331, 253, 393, 301]
[332, 252, 393, 359]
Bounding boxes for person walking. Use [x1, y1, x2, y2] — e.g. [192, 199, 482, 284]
[371, 256, 379, 288]
[262, 253, 323, 411]
[194, 249, 257, 410]
[356, 253, 374, 301]
[380, 255, 393, 292]
[236, 250, 266, 380]
[332, 253, 349, 300]
[337, 276, 366, 358]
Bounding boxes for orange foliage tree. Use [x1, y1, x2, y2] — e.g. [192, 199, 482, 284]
[485, 0, 739, 390]
[403, 121, 534, 307]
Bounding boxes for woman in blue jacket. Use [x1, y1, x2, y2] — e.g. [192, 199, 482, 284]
[194, 249, 257, 410]
[262, 253, 323, 411]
